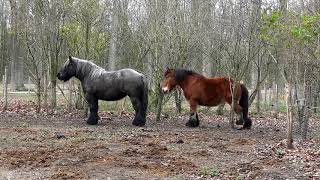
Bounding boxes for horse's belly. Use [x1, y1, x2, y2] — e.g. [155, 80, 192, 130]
[102, 95, 126, 101]
[96, 91, 127, 101]
[200, 101, 221, 107]
[199, 97, 224, 107]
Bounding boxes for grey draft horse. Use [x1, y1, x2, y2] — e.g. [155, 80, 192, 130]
[57, 56, 148, 126]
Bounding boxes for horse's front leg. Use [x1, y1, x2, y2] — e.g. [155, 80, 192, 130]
[85, 94, 100, 125]
[186, 99, 200, 127]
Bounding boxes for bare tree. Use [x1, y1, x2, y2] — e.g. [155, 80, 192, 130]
[8, 0, 25, 91]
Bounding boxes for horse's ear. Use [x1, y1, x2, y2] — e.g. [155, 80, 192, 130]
[165, 67, 172, 72]
[164, 67, 170, 74]
[69, 56, 74, 63]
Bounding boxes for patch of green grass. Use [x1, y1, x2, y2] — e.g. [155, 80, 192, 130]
[98, 98, 134, 112]
[69, 133, 110, 142]
[276, 149, 285, 157]
[278, 102, 287, 113]
[236, 176, 244, 180]
[199, 166, 220, 177]
[314, 111, 320, 118]
[250, 100, 287, 114]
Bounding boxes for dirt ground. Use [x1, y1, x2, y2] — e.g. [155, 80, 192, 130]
[0, 102, 319, 179]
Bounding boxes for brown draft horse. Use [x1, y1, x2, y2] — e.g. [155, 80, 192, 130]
[161, 68, 252, 129]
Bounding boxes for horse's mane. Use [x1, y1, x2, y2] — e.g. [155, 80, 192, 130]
[174, 69, 202, 82]
[72, 57, 106, 79]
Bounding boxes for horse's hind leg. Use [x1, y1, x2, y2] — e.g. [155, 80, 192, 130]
[227, 99, 244, 125]
[186, 99, 200, 127]
[235, 104, 245, 125]
[230, 103, 245, 125]
[85, 94, 100, 125]
[130, 96, 146, 127]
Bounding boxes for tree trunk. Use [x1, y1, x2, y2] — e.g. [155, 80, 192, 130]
[302, 68, 312, 140]
[156, 85, 164, 122]
[268, 88, 272, 109]
[3, 66, 8, 111]
[263, 84, 267, 110]
[9, 0, 25, 91]
[312, 84, 319, 114]
[174, 88, 182, 114]
[49, 39, 58, 109]
[9, 0, 18, 90]
[0, 20, 8, 76]
[216, 103, 225, 115]
[68, 80, 73, 112]
[255, 70, 261, 113]
[295, 81, 304, 134]
[108, 0, 118, 71]
[49, 52, 57, 108]
[36, 77, 41, 113]
[273, 82, 279, 118]
[75, 82, 84, 109]
[43, 72, 48, 111]
[50, 79, 57, 108]
[202, 58, 212, 77]
[145, 53, 153, 89]
[83, 20, 91, 116]
[285, 82, 294, 149]
[313, 87, 318, 114]
[229, 81, 238, 129]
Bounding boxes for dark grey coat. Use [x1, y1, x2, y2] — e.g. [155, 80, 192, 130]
[57, 56, 148, 126]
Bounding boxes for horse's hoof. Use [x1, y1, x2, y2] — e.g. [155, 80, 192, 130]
[87, 120, 98, 125]
[87, 117, 99, 125]
[132, 120, 145, 127]
[236, 126, 250, 130]
[243, 120, 252, 129]
[185, 121, 199, 127]
[236, 120, 244, 125]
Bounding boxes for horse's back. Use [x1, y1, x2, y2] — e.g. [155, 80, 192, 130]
[118, 68, 144, 78]
[116, 68, 147, 96]
[194, 77, 231, 106]
[204, 77, 230, 90]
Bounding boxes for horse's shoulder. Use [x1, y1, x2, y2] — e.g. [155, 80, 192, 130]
[205, 77, 224, 81]
[119, 68, 143, 76]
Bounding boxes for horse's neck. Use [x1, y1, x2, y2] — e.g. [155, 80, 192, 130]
[75, 62, 95, 81]
[178, 76, 199, 95]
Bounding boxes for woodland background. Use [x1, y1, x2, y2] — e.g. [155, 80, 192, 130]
[0, 0, 319, 148]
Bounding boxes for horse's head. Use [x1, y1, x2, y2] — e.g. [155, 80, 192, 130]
[57, 56, 77, 82]
[161, 68, 177, 93]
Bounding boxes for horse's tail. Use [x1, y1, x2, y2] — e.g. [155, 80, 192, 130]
[239, 84, 252, 128]
[140, 75, 149, 119]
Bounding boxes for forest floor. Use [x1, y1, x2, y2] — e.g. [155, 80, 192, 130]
[0, 100, 319, 180]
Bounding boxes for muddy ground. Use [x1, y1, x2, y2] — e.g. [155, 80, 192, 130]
[0, 105, 319, 179]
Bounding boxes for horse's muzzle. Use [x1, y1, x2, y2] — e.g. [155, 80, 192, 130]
[161, 86, 170, 94]
[57, 72, 64, 81]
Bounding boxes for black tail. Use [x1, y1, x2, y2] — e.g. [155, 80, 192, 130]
[239, 84, 252, 129]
